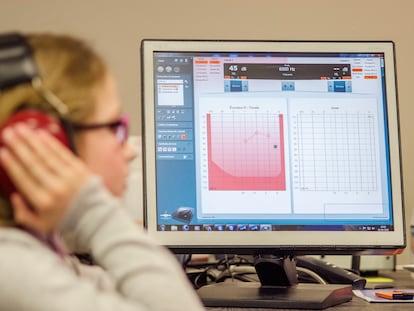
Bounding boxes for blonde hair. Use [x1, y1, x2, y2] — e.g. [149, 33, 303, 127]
[0, 33, 108, 227]
[0, 33, 108, 124]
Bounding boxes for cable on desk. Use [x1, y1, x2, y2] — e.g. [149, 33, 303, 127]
[296, 267, 327, 284]
[186, 254, 331, 289]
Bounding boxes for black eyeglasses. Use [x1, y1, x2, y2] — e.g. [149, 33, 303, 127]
[72, 114, 129, 144]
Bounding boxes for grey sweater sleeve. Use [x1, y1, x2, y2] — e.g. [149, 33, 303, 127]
[58, 176, 205, 311]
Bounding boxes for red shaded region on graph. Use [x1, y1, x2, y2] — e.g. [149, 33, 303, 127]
[207, 113, 286, 191]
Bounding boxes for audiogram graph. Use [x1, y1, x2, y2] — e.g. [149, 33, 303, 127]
[294, 110, 378, 192]
[207, 112, 286, 191]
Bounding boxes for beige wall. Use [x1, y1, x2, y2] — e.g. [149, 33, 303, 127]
[1, 0, 413, 265]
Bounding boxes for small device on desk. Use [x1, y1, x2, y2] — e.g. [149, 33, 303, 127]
[375, 291, 414, 300]
[354, 287, 414, 303]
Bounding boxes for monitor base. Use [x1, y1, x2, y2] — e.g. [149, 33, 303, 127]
[197, 282, 353, 309]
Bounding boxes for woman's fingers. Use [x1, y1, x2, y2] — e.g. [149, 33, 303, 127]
[5, 123, 76, 180]
[10, 192, 46, 233]
[1, 125, 63, 205]
[0, 122, 92, 233]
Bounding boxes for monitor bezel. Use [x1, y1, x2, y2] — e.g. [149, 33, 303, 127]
[140, 39, 405, 256]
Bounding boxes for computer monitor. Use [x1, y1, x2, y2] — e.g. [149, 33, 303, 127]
[140, 40, 405, 309]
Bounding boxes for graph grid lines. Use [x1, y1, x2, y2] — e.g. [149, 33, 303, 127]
[295, 111, 377, 192]
[207, 112, 286, 191]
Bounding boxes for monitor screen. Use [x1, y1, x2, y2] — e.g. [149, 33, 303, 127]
[140, 40, 405, 256]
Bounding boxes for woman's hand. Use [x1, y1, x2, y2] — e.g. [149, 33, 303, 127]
[0, 123, 92, 234]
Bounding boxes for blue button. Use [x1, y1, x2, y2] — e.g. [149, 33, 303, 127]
[282, 81, 295, 91]
[333, 81, 346, 92]
[230, 80, 243, 92]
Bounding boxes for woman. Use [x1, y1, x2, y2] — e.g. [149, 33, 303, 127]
[0, 33, 205, 310]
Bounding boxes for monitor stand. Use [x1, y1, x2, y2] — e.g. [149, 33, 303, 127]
[197, 256, 353, 309]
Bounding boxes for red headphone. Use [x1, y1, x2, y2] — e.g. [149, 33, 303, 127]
[0, 33, 75, 197]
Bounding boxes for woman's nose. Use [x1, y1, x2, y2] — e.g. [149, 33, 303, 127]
[125, 135, 140, 162]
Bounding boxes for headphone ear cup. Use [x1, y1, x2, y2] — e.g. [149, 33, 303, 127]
[0, 109, 74, 197]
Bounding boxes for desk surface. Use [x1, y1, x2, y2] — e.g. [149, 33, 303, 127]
[205, 270, 414, 311]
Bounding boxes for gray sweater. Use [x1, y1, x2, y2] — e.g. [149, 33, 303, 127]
[0, 177, 205, 311]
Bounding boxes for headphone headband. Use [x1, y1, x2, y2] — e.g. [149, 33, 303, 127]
[0, 33, 38, 90]
[0, 33, 69, 116]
